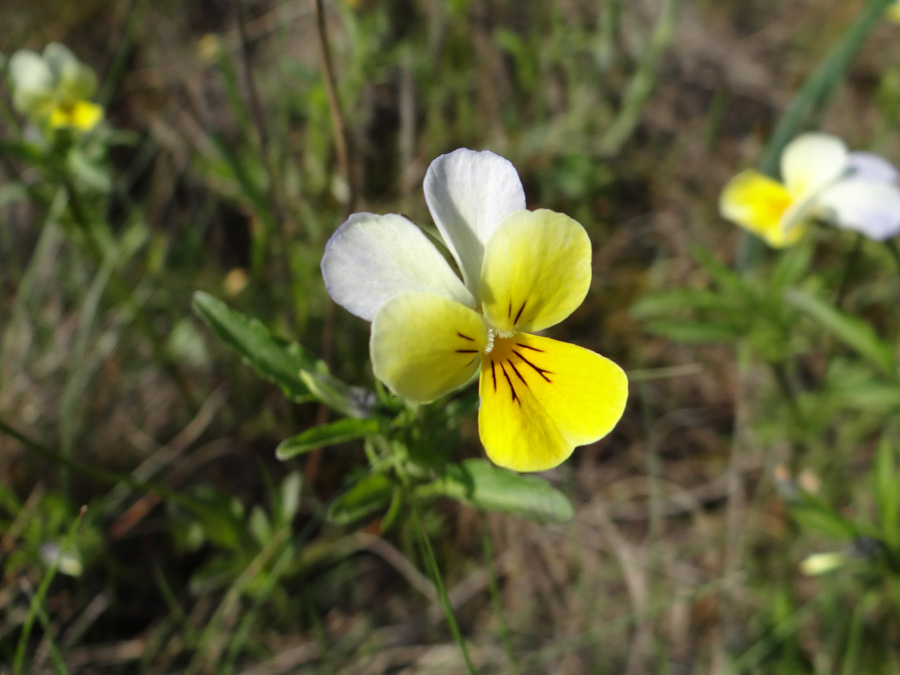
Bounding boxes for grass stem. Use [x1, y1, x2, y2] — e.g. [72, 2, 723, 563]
[410, 499, 476, 674]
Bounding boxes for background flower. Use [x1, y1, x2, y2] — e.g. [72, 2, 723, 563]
[719, 132, 900, 246]
[9, 42, 102, 131]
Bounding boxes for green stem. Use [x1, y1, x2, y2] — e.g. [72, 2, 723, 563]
[13, 507, 85, 674]
[834, 233, 863, 309]
[409, 498, 476, 674]
[884, 238, 900, 277]
[481, 512, 519, 674]
[768, 360, 806, 473]
[314, 0, 356, 213]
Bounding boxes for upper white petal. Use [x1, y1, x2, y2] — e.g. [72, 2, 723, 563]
[817, 179, 900, 241]
[846, 152, 900, 183]
[42, 43, 79, 78]
[9, 50, 53, 91]
[781, 133, 848, 200]
[423, 148, 526, 302]
[321, 212, 475, 321]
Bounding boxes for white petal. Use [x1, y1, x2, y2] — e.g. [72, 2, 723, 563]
[321, 212, 475, 321]
[846, 152, 900, 183]
[817, 180, 900, 241]
[42, 43, 79, 78]
[9, 50, 55, 116]
[781, 132, 848, 200]
[9, 49, 52, 90]
[423, 149, 526, 301]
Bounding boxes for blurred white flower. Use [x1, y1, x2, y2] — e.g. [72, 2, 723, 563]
[9, 43, 103, 132]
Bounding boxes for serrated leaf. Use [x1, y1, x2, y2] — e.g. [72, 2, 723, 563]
[416, 459, 574, 523]
[784, 288, 897, 376]
[276, 418, 381, 460]
[327, 473, 393, 525]
[193, 291, 318, 402]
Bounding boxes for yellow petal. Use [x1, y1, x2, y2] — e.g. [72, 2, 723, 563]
[371, 292, 487, 404]
[48, 100, 103, 131]
[48, 105, 74, 128]
[889, 4, 900, 23]
[480, 209, 592, 334]
[478, 333, 627, 472]
[719, 169, 806, 248]
[69, 100, 103, 131]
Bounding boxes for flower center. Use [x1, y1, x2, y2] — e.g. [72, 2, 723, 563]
[483, 327, 517, 354]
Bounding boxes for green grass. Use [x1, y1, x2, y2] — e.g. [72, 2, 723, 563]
[3, 0, 900, 672]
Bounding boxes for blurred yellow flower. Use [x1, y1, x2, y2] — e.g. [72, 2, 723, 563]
[9, 43, 103, 132]
[322, 149, 628, 472]
[799, 551, 848, 576]
[720, 133, 900, 247]
[888, 1, 900, 23]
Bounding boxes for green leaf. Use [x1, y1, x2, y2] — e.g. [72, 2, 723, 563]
[193, 291, 318, 402]
[691, 245, 745, 295]
[66, 148, 112, 193]
[249, 506, 271, 546]
[784, 288, 897, 376]
[770, 240, 814, 289]
[874, 438, 899, 548]
[380, 487, 406, 534]
[789, 497, 858, 541]
[276, 418, 381, 460]
[416, 459, 574, 523]
[643, 319, 742, 344]
[629, 289, 737, 320]
[298, 370, 375, 419]
[278, 471, 303, 524]
[327, 473, 393, 526]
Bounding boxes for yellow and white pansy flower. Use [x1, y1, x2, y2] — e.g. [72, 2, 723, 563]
[322, 148, 628, 472]
[9, 43, 103, 132]
[719, 132, 900, 247]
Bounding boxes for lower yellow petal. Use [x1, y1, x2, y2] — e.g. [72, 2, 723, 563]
[70, 100, 103, 131]
[49, 100, 103, 131]
[371, 292, 487, 404]
[719, 169, 805, 248]
[478, 333, 627, 472]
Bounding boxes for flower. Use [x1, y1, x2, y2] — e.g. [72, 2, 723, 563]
[888, 1, 900, 23]
[321, 149, 628, 472]
[9, 43, 103, 132]
[799, 551, 848, 576]
[719, 132, 900, 247]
